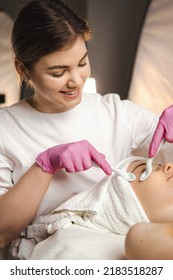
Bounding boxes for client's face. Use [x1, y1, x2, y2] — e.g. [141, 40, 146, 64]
[127, 161, 173, 223]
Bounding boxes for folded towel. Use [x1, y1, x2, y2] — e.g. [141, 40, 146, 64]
[47, 156, 149, 236]
[29, 224, 126, 260]
[29, 156, 149, 260]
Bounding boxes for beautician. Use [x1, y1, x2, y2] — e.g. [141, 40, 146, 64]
[0, 0, 172, 259]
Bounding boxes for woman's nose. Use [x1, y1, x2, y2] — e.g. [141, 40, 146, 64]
[67, 71, 83, 88]
[163, 163, 173, 172]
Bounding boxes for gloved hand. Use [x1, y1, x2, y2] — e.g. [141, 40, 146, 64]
[36, 140, 112, 175]
[148, 105, 173, 157]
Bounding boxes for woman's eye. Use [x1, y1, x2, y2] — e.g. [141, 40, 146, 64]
[79, 61, 87, 67]
[52, 72, 64, 78]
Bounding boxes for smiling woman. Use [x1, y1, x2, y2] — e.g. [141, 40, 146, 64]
[19, 38, 91, 113]
[1, 0, 173, 260]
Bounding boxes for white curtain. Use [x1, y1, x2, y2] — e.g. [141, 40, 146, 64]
[128, 0, 173, 113]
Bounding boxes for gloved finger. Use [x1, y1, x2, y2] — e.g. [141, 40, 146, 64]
[82, 156, 93, 170]
[64, 165, 76, 173]
[148, 122, 165, 158]
[91, 149, 112, 175]
[158, 104, 173, 142]
[62, 155, 92, 173]
[73, 157, 92, 172]
[59, 157, 76, 173]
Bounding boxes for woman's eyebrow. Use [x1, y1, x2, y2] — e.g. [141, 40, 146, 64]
[47, 65, 68, 70]
[79, 51, 88, 62]
[132, 163, 146, 173]
[46, 51, 88, 70]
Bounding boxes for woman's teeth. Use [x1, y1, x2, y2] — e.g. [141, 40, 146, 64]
[63, 90, 78, 95]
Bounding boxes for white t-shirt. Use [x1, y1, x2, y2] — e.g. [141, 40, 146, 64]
[0, 92, 157, 225]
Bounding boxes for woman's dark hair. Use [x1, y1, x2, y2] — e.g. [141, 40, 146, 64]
[11, 0, 91, 69]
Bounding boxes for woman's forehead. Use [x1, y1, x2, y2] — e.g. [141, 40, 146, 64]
[35, 38, 87, 68]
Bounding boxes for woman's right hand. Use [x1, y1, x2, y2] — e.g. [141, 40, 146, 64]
[36, 140, 112, 175]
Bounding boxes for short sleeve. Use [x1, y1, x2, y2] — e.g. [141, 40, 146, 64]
[0, 137, 14, 195]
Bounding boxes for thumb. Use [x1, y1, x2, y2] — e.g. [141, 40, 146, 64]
[148, 122, 165, 157]
[164, 128, 173, 142]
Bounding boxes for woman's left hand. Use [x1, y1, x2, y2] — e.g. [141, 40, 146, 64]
[148, 105, 173, 157]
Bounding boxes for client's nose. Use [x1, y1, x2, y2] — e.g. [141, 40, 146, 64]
[164, 163, 173, 172]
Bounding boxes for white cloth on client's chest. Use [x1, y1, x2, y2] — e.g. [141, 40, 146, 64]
[29, 175, 128, 260]
[29, 156, 149, 260]
[47, 170, 149, 236]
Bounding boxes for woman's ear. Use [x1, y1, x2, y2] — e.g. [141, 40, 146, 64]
[14, 58, 31, 86]
[14, 58, 27, 80]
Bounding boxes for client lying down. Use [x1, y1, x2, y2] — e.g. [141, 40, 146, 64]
[29, 156, 172, 260]
[126, 159, 173, 260]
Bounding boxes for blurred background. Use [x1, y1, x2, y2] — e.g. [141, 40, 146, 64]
[1, 0, 173, 113]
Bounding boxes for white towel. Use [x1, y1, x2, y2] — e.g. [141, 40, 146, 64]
[29, 156, 149, 260]
[47, 156, 149, 236]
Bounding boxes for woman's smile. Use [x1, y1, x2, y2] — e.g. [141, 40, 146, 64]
[59, 89, 80, 97]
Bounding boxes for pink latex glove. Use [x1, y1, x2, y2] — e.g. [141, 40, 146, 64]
[148, 105, 173, 157]
[36, 140, 112, 175]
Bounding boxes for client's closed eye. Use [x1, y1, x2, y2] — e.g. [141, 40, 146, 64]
[132, 163, 146, 174]
[131, 162, 148, 181]
[140, 167, 146, 173]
